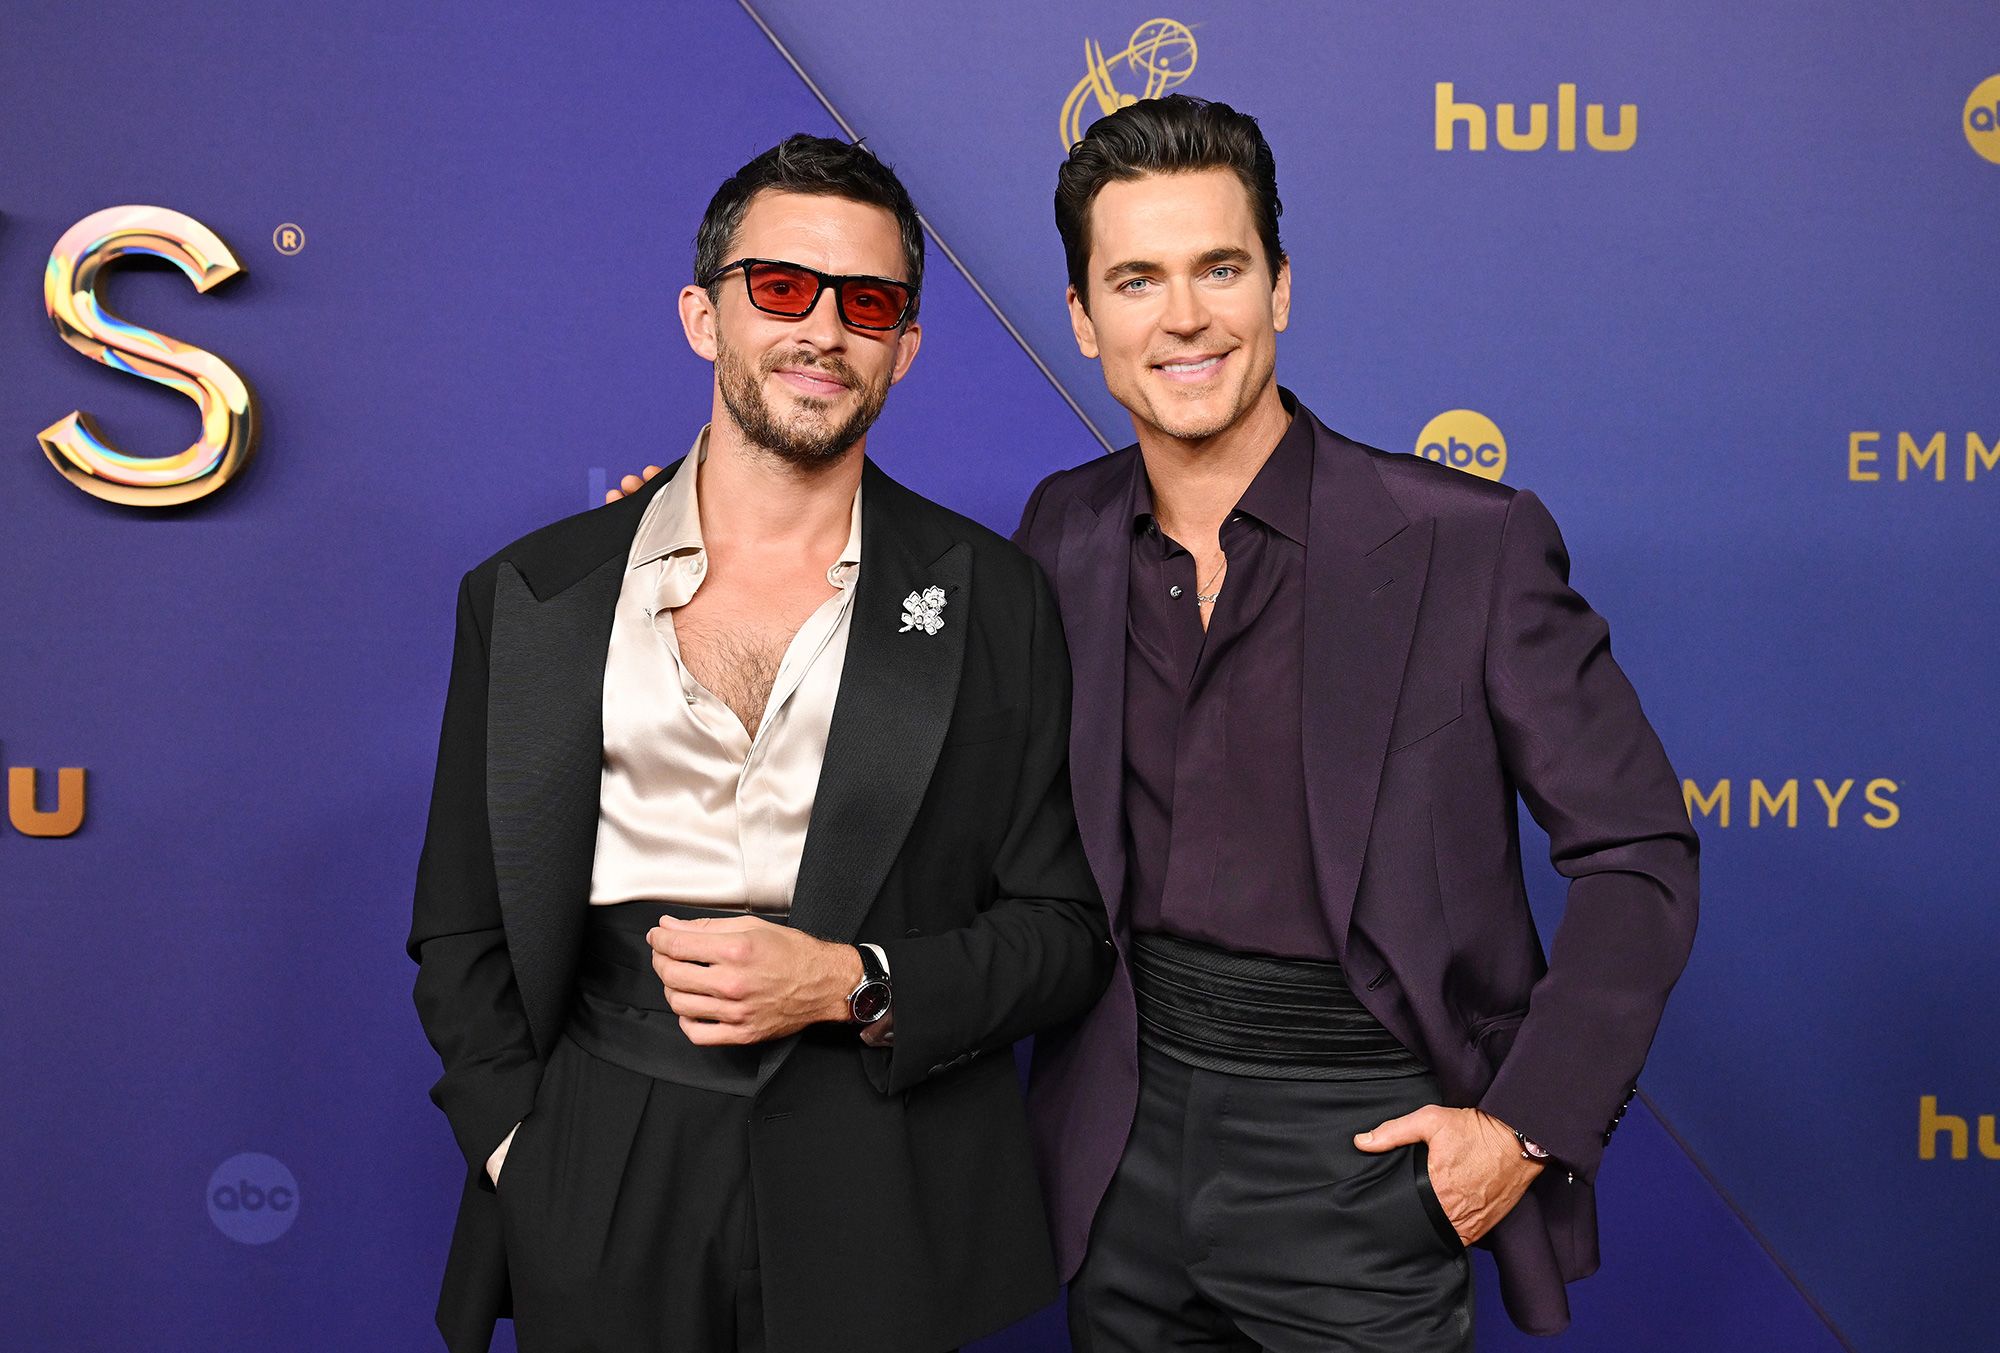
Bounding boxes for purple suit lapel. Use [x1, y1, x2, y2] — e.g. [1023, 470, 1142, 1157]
[1056, 466, 1136, 931]
[1298, 411, 1435, 957]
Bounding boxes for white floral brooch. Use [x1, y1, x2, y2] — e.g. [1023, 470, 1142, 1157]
[899, 585, 947, 635]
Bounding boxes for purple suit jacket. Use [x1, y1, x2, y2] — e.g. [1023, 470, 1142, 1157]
[1012, 402, 1699, 1336]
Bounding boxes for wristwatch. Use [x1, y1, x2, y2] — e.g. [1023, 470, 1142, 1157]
[846, 944, 892, 1025]
[1514, 1129, 1575, 1182]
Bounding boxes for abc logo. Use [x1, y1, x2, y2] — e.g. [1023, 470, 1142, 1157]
[1966, 74, 2000, 165]
[1415, 409, 1507, 482]
[207, 1152, 299, 1245]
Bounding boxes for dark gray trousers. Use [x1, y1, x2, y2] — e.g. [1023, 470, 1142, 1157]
[1069, 1043, 1473, 1353]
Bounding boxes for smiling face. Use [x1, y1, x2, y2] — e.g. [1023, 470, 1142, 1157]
[1067, 168, 1290, 445]
[680, 189, 922, 468]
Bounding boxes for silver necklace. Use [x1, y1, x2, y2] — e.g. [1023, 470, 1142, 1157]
[1195, 557, 1227, 606]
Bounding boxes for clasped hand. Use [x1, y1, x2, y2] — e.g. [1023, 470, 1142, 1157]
[645, 914, 862, 1045]
[1354, 1104, 1544, 1245]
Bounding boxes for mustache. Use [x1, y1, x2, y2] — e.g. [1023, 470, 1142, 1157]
[762, 349, 860, 390]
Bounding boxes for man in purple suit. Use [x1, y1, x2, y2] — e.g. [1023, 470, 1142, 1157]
[612, 95, 1697, 1350]
[1012, 96, 1698, 1350]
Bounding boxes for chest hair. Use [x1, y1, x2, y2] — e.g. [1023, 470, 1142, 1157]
[673, 614, 801, 738]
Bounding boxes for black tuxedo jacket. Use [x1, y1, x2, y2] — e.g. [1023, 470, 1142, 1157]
[1015, 401, 1699, 1336]
[408, 458, 1111, 1353]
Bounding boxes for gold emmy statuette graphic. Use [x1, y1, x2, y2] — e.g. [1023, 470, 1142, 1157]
[40, 205, 259, 507]
[1059, 19, 1198, 150]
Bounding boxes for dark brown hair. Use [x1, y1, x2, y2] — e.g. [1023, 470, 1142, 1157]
[696, 134, 925, 322]
[1054, 95, 1284, 308]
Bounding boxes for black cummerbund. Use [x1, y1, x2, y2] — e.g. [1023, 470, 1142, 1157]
[565, 900, 769, 1098]
[1129, 931, 1429, 1081]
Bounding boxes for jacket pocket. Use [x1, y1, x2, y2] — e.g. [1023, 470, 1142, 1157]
[1386, 681, 1464, 755]
[1411, 1141, 1467, 1253]
[1467, 1008, 1528, 1067]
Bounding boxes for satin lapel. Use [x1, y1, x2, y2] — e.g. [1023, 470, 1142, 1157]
[487, 554, 625, 1055]
[1300, 425, 1435, 957]
[760, 470, 970, 1089]
[1056, 485, 1133, 930]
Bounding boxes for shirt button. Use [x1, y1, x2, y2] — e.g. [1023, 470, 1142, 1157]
[1169, 585, 1183, 598]
[690, 559, 704, 574]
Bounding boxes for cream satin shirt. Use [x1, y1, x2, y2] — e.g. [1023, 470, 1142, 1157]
[490, 429, 862, 1184]
[589, 428, 862, 909]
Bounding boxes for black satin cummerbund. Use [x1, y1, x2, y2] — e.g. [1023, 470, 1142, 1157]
[565, 900, 769, 1097]
[1128, 930, 1429, 1081]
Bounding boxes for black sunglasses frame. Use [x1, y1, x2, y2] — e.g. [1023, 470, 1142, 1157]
[702, 257, 918, 332]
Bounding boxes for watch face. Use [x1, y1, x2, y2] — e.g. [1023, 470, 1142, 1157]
[851, 981, 891, 1024]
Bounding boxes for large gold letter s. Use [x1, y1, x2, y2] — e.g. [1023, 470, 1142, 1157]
[40, 205, 258, 506]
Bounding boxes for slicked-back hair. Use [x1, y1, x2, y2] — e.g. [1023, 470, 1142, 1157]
[695, 134, 925, 323]
[1055, 94, 1284, 309]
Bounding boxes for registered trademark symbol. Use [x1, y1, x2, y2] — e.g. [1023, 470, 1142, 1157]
[272, 223, 306, 255]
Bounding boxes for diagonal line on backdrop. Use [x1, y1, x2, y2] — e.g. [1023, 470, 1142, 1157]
[1637, 1089, 1861, 1353]
[734, 0, 1115, 454]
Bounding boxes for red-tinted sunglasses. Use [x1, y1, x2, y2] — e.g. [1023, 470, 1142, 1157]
[703, 257, 917, 332]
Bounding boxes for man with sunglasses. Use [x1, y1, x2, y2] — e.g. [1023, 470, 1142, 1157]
[408, 134, 1110, 1353]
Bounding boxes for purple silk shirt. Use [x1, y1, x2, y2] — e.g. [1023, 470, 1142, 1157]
[1123, 408, 1335, 959]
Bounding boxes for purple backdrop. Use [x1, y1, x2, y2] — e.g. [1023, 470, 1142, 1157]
[2, 2, 1994, 1350]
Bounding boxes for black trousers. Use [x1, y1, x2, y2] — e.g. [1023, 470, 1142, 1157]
[497, 1033, 766, 1353]
[1069, 1043, 1473, 1353]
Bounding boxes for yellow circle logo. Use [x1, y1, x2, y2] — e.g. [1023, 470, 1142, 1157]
[1415, 409, 1507, 481]
[1965, 74, 2000, 164]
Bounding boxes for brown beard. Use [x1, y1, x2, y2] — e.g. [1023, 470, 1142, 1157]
[715, 339, 890, 469]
